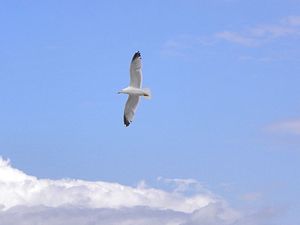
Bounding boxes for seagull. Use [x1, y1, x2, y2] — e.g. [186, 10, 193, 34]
[118, 51, 151, 127]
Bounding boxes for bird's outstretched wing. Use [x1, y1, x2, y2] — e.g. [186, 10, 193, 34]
[129, 51, 142, 88]
[124, 95, 140, 127]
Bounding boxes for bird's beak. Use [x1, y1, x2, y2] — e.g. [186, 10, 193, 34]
[117, 91, 121, 94]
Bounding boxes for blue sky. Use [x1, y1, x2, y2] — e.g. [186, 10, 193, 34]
[0, 0, 300, 224]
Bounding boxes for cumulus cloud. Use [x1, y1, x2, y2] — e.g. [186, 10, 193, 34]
[0, 157, 279, 225]
[0, 206, 188, 225]
[0, 157, 217, 212]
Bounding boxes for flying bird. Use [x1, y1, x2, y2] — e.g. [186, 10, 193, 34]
[118, 51, 151, 127]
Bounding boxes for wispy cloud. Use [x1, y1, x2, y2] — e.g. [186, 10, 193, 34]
[216, 16, 300, 46]
[282, 16, 300, 26]
[240, 192, 262, 202]
[0, 157, 281, 225]
[158, 177, 213, 195]
[161, 35, 216, 58]
[266, 118, 300, 135]
[215, 31, 258, 46]
[162, 15, 300, 57]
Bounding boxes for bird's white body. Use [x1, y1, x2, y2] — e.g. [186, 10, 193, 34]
[119, 87, 150, 97]
[118, 51, 151, 127]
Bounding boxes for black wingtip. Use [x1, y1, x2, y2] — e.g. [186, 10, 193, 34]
[124, 115, 130, 127]
[132, 51, 141, 61]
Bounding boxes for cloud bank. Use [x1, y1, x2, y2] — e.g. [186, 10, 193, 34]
[0, 157, 278, 225]
[0, 157, 217, 212]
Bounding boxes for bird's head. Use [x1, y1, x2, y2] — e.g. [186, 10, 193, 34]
[117, 89, 124, 94]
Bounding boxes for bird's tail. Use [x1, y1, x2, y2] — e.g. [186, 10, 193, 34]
[143, 88, 152, 99]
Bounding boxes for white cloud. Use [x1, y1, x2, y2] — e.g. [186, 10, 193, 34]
[162, 15, 300, 57]
[158, 177, 209, 193]
[215, 31, 258, 46]
[0, 157, 280, 225]
[0, 204, 280, 225]
[0, 157, 217, 212]
[240, 192, 262, 202]
[267, 119, 300, 135]
[283, 16, 300, 26]
[161, 35, 216, 58]
[0, 206, 188, 225]
[216, 16, 300, 46]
